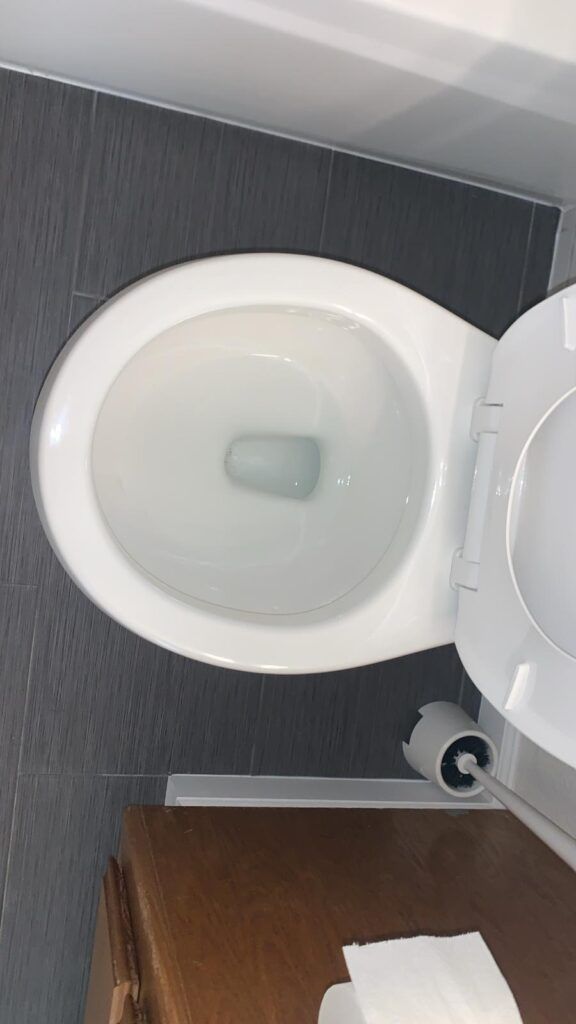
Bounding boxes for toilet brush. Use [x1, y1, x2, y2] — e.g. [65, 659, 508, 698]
[403, 702, 576, 873]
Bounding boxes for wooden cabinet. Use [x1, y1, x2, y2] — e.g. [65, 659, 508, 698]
[84, 808, 576, 1024]
[83, 858, 141, 1024]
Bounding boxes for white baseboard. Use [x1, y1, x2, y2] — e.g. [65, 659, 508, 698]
[510, 735, 576, 839]
[165, 773, 496, 809]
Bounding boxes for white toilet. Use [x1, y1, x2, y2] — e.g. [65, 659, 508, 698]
[31, 254, 576, 767]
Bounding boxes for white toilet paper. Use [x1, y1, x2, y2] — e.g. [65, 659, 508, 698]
[341, 932, 524, 1024]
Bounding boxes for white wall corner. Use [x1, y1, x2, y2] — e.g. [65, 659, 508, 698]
[478, 698, 576, 839]
[478, 698, 521, 789]
[509, 738, 576, 840]
[549, 205, 576, 291]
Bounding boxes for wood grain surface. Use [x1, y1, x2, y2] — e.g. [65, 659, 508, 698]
[83, 858, 139, 1024]
[120, 807, 576, 1024]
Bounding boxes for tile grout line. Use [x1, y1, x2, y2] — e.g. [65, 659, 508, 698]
[69, 89, 99, 304]
[188, 116, 223, 256]
[457, 666, 467, 709]
[68, 292, 105, 334]
[317, 149, 335, 251]
[0, 773, 21, 946]
[193, 121, 226, 256]
[0, 598, 39, 941]
[515, 202, 537, 315]
[14, 601, 39, 781]
[14, 772, 169, 779]
[0, 581, 38, 589]
[248, 676, 268, 775]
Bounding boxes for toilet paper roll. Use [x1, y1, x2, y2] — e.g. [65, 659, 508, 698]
[335, 933, 524, 1024]
[318, 982, 364, 1024]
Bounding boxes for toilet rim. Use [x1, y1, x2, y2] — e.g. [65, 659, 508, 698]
[31, 253, 478, 672]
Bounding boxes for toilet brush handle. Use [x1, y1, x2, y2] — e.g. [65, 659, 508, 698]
[459, 754, 576, 873]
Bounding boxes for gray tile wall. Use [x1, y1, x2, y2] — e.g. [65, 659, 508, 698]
[0, 67, 559, 1022]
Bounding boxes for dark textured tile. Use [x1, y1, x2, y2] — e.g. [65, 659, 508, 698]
[321, 153, 534, 337]
[76, 93, 222, 295]
[0, 69, 94, 585]
[459, 671, 482, 722]
[198, 125, 332, 252]
[0, 585, 36, 917]
[253, 670, 361, 779]
[0, 773, 166, 1024]
[68, 292, 104, 332]
[21, 558, 262, 774]
[518, 202, 560, 313]
[253, 645, 464, 778]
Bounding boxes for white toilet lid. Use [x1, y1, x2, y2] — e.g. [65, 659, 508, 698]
[455, 284, 576, 768]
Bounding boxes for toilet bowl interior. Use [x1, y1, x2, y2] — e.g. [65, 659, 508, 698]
[92, 305, 429, 615]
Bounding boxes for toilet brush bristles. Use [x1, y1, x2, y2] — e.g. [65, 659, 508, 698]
[440, 735, 491, 792]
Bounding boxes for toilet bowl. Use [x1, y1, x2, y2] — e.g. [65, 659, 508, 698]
[31, 254, 576, 768]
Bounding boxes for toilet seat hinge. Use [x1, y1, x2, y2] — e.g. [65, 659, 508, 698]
[470, 399, 502, 441]
[453, 403, 502, 593]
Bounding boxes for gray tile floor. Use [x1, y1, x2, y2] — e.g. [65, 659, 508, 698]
[0, 67, 559, 1022]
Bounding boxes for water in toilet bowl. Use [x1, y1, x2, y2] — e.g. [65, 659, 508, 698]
[92, 305, 427, 615]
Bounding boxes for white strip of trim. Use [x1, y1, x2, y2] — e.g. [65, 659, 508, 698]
[165, 774, 496, 809]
